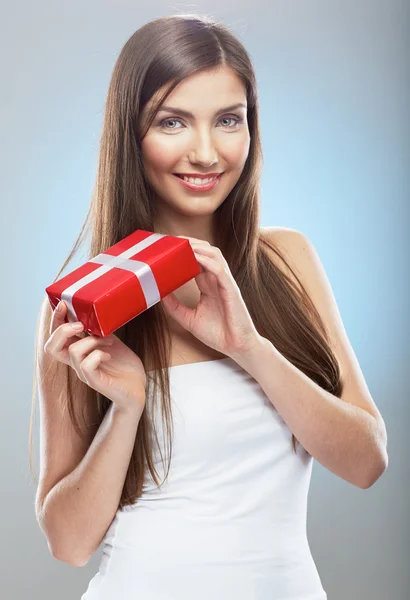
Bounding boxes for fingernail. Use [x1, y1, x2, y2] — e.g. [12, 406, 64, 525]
[56, 301, 63, 312]
[71, 322, 83, 330]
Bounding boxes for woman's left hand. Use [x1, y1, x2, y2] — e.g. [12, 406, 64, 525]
[161, 236, 262, 358]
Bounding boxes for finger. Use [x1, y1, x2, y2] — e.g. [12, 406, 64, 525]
[45, 320, 110, 365]
[48, 299, 86, 340]
[68, 335, 113, 375]
[49, 299, 69, 336]
[193, 245, 225, 263]
[44, 317, 83, 362]
[80, 349, 112, 386]
[162, 293, 195, 332]
[193, 253, 231, 290]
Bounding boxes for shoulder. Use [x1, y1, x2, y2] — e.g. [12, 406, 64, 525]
[259, 225, 338, 345]
[259, 225, 307, 253]
[258, 226, 311, 292]
[259, 228, 388, 440]
[259, 225, 336, 313]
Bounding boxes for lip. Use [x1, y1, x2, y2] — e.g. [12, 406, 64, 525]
[174, 172, 223, 178]
[172, 172, 223, 192]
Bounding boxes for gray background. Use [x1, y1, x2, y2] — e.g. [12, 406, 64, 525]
[1, 1, 408, 598]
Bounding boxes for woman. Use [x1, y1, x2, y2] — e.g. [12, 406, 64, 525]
[30, 14, 388, 600]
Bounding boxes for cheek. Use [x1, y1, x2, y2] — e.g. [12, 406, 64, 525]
[225, 133, 250, 169]
[141, 130, 251, 172]
[141, 137, 180, 171]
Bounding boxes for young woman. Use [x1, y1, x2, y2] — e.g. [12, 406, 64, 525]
[30, 14, 388, 600]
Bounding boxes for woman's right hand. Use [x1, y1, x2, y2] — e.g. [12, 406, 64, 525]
[43, 300, 147, 415]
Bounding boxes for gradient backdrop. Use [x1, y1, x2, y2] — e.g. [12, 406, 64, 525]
[1, 1, 408, 599]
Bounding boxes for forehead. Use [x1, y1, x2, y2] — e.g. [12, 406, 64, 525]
[143, 66, 246, 116]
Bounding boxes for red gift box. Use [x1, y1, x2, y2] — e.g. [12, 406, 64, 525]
[45, 229, 201, 337]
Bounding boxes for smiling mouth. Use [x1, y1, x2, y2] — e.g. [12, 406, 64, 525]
[171, 172, 223, 192]
[173, 173, 222, 181]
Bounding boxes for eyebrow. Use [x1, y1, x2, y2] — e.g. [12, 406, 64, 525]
[157, 103, 247, 119]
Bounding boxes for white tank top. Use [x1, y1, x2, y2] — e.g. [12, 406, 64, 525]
[81, 356, 327, 599]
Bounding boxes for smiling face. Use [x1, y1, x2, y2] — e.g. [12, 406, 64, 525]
[138, 66, 250, 239]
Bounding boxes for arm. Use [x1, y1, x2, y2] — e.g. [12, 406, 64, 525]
[37, 403, 143, 566]
[234, 336, 387, 489]
[232, 228, 388, 489]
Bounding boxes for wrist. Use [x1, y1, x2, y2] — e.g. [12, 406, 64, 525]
[111, 397, 145, 420]
[230, 335, 276, 376]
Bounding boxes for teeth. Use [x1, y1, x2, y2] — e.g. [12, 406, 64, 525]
[181, 175, 218, 185]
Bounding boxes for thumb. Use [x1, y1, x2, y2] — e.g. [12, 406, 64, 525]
[161, 293, 193, 331]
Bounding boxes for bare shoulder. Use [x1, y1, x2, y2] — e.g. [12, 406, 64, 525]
[259, 225, 305, 249]
[259, 226, 388, 437]
[259, 225, 302, 246]
[258, 226, 307, 290]
[259, 224, 336, 317]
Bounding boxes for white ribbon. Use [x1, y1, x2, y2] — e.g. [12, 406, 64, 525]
[61, 232, 167, 329]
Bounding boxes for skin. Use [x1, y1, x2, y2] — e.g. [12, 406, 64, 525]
[139, 66, 251, 245]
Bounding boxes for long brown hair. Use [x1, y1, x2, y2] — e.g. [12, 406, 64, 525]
[29, 14, 343, 509]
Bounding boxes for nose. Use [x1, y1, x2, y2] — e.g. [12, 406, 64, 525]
[188, 128, 218, 167]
